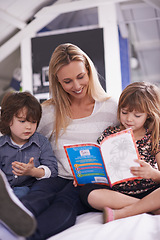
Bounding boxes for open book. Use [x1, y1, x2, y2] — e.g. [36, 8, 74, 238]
[64, 128, 140, 187]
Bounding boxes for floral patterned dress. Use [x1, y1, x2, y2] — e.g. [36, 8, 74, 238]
[97, 126, 160, 196]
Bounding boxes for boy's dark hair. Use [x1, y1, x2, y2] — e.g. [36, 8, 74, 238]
[0, 91, 42, 135]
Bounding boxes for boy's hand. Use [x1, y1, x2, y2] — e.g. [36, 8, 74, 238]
[12, 157, 35, 176]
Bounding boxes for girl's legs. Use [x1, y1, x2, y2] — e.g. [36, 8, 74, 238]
[81, 184, 160, 223]
[80, 183, 138, 211]
[87, 188, 139, 210]
[28, 182, 93, 240]
[112, 187, 160, 221]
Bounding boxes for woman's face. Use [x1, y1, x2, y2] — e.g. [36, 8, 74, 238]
[57, 61, 89, 100]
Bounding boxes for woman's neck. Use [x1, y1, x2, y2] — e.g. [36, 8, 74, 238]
[70, 95, 95, 119]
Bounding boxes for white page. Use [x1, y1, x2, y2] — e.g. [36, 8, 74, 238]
[100, 129, 140, 185]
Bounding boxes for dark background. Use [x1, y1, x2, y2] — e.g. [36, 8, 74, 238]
[31, 28, 106, 95]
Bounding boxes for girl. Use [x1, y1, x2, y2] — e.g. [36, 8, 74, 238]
[80, 81, 160, 223]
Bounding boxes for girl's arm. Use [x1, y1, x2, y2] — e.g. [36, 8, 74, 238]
[152, 152, 160, 182]
[130, 153, 160, 183]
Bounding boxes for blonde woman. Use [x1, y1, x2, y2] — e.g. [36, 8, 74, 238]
[12, 43, 118, 239]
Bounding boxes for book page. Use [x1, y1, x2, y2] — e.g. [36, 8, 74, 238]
[100, 128, 140, 185]
[64, 143, 110, 185]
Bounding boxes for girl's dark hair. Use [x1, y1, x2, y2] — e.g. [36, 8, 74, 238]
[0, 91, 42, 135]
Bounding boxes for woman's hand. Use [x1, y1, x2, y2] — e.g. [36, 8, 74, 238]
[130, 159, 156, 179]
[73, 180, 78, 187]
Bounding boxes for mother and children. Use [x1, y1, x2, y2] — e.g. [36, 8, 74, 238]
[0, 43, 160, 240]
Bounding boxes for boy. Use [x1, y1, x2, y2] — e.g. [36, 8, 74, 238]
[0, 91, 58, 199]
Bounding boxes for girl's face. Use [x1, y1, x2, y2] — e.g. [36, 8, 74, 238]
[9, 107, 37, 145]
[57, 61, 89, 100]
[120, 108, 148, 134]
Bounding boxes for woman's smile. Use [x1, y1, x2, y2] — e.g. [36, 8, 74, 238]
[73, 87, 84, 94]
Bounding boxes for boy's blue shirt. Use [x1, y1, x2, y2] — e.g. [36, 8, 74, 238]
[0, 132, 58, 188]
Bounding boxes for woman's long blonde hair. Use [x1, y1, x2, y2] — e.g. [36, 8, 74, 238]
[43, 43, 109, 143]
[117, 81, 160, 153]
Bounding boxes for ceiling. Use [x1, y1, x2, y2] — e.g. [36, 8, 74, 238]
[0, 0, 160, 90]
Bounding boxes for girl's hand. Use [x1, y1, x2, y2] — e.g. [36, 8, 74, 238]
[130, 159, 155, 179]
[12, 157, 35, 176]
[73, 180, 78, 187]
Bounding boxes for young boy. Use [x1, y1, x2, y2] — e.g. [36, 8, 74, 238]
[0, 91, 58, 199]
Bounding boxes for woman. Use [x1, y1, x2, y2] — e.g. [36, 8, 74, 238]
[1, 43, 118, 240]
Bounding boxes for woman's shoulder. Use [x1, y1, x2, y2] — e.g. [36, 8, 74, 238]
[103, 97, 118, 106]
[96, 97, 118, 114]
[40, 103, 55, 123]
[41, 101, 55, 113]
[37, 102, 55, 136]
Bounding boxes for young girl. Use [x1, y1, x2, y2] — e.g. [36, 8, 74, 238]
[80, 81, 160, 223]
[0, 91, 58, 199]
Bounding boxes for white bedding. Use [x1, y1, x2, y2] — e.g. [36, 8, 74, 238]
[48, 212, 160, 240]
[0, 212, 159, 240]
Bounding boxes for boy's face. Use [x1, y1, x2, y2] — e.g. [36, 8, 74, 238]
[9, 107, 37, 145]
